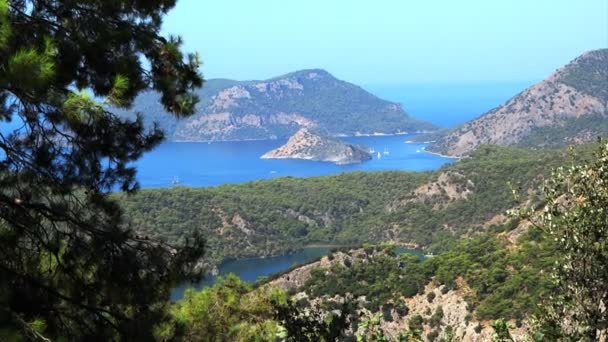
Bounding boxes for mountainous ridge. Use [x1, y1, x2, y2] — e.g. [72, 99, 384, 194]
[113, 69, 435, 142]
[428, 49, 608, 156]
[261, 128, 372, 164]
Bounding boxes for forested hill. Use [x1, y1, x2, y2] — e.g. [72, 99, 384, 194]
[119, 144, 595, 264]
[112, 69, 435, 142]
[428, 49, 608, 156]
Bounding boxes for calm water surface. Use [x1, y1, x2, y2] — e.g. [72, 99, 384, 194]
[136, 134, 455, 188]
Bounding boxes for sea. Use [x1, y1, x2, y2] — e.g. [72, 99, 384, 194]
[135, 134, 454, 188]
[133, 81, 535, 299]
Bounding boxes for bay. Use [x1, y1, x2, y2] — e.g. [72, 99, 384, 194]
[135, 134, 455, 189]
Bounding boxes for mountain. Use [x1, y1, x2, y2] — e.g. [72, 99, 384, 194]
[261, 128, 372, 164]
[113, 69, 435, 141]
[428, 49, 608, 156]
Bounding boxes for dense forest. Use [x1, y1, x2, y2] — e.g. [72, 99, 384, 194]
[120, 144, 593, 265]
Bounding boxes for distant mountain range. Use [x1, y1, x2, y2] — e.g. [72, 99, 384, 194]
[428, 49, 608, 156]
[113, 69, 435, 142]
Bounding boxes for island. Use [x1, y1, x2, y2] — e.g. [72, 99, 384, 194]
[261, 128, 372, 165]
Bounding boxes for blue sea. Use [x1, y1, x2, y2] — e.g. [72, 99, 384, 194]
[134, 81, 533, 189]
[364, 81, 534, 127]
[135, 134, 454, 188]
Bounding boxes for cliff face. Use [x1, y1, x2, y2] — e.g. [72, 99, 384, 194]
[261, 128, 372, 165]
[429, 49, 608, 156]
[113, 69, 435, 141]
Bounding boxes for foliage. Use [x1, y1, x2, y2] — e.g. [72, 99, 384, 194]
[557, 49, 608, 102]
[356, 313, 388, 342]
[0, 0, 204, 339]
[523, 141, 608, 340]
[166, 275, 285, 341]
[429, 229, 557, 320]
[516, 114, 608, 149]
[491, 319, 514, 342]
[272, 295, 354, 341]
[122, 144, 588, 265]
[304, 247, 431, 312]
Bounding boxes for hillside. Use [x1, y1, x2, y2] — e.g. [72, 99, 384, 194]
[119, 144, 595, 265]
[113, 69, 435, 141]
[428, 49, 608, 156]
[264, 237, 552, 341]
[261, 128, 372, 164]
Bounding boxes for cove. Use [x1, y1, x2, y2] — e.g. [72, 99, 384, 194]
[170, 246, 425, 302]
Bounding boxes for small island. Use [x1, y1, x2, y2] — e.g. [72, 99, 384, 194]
[261, 128, 372, 165]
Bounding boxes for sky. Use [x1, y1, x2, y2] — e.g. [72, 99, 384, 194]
[164, 0, 607, 85]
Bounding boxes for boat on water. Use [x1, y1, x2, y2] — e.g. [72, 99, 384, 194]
[369, 147, 376, 153]
[377, 152, 381, 159]
[416, 149, 421, 153]
[383, 147, 389, 155]
[171, 176, 180, 185]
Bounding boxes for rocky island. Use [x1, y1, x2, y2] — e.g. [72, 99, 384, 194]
[261, 128, 372, 165]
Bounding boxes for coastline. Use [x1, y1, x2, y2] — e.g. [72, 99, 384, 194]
[170, 130, 438, 144]
[421, 146, 461, 159]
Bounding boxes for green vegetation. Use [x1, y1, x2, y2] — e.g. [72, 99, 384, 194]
[557, 48, 608, 102]
[122, 144, 592, 265]
[0, 0, 204, 339]
[115, 69, 436, 141]
[525, 141, 608, 340]
[429, 230, 556, 321]
[517, 114, 608, 149]
[301, 230, 556, 322]
[164, 275, 286, 341]
[304, 245, 432, 312]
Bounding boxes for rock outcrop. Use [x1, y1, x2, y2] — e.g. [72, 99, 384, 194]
[261, 128, 372, 165]
[113, 69, 435, 141]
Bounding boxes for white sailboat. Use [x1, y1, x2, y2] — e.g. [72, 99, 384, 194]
[377, 152, 381, 159]
[383, 147, 390, 155]
[172, 176, 180, 185]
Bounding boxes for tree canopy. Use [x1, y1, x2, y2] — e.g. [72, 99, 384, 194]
[0, 0, 204, 339]
[527, 141, 608, 341]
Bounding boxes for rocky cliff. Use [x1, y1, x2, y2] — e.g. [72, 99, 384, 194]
[428, 49, 608, 156]
[113, 69, 435, 141]
[261, 128, 372, 164]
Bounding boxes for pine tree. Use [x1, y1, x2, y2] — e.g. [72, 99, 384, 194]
[0, 0, 205, 339]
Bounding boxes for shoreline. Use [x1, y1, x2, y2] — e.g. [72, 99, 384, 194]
[170, 131, 437, 144]
[421, 146, 461, 159]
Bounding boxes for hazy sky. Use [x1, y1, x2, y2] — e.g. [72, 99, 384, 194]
[163, 0, 608, 84]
